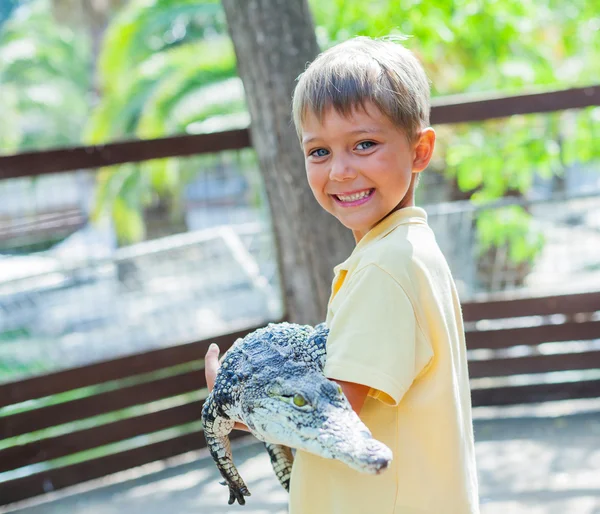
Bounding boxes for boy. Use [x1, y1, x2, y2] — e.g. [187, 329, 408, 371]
[206, 36, 479, 513]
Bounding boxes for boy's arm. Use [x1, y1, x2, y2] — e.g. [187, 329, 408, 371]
[333, 379, 370, 415]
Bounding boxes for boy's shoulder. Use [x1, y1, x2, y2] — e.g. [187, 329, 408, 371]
[349, 220, 450, 294]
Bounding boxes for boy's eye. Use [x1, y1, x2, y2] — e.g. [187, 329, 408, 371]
[309, 148, 329, 158]
[356, 141, 376, 151]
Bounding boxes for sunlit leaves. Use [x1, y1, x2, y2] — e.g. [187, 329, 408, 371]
[476, 206, 545, 265]
[307, 0, 599, 269]
[86, 0, 242, 243]
[0, 0, 91, 151]
[98, 0, 225, 97]
[93, 165, 149, 244]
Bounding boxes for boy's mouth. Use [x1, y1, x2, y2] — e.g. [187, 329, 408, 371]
[331, 188, 375, 207]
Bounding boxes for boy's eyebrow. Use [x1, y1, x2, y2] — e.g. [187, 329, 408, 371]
[302, 128, 381, 145]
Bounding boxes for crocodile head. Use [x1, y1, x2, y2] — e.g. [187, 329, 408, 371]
[241, 361, 392, 474]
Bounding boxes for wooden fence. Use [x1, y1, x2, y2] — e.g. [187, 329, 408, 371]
[0, 292, 599, 505]
[0, 85, 599, 506]
[0, 326, 259, 505]
[464, 291, 600, 405]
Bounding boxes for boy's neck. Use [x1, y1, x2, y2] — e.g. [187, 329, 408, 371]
[352, 200, 417, 243]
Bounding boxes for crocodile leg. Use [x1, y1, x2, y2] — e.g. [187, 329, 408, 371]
[202, 399, 251, 505]
[264, 442, 294, 492]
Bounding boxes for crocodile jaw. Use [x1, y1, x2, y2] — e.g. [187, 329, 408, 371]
[311, 408, 392, 474]
[247, 404, 392, 474]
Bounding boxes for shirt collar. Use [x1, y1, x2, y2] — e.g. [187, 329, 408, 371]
[334, 206, 428, 273]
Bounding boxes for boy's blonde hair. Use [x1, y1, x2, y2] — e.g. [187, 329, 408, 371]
[292, 36, 431, 144]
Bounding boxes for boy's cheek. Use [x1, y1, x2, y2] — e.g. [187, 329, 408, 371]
[306, 174, 325, 201]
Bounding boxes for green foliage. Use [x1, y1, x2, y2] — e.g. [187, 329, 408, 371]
[85, 0, 245, 243]
[311, 0, 599, 92]
[0, 0, 91, 152]
[310, 0, 599, 268]
[88, 34, 239, 142]
[2, 0, 599, 263]
[476, 205, 545, 264]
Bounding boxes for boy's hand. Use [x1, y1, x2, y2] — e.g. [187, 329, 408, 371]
[204, 342, 250, 432]
[205, 343, 220, 392]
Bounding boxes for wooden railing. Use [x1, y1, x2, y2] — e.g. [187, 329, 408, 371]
[1, 292, 599, 505]
[1, 86, 598, 179]
[0, 325, 263, 505]
[463, 291, 600, 406]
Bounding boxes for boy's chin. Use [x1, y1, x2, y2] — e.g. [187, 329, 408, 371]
[337, 220, 372, 242]
[333, 215, 374, 234]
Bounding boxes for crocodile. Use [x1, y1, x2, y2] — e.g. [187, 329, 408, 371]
[201, 322, 393, 505]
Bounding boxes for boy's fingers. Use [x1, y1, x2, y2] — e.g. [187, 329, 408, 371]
[205, 343, 220, 392]
[206, 342, 220, 359]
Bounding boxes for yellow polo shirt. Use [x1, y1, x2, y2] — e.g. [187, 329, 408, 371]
[288, 207, 479, 514]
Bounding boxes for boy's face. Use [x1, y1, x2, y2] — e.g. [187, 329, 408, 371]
[301, 101, 434, 242]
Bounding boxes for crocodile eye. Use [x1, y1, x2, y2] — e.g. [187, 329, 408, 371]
[336, 384, 343, 395]
[293, 394, 307, 407]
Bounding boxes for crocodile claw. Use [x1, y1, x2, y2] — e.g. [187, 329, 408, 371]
[228, 485, 251, 505]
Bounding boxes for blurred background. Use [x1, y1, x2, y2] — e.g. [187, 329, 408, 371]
[0, 1, 599, 513]
[1, 0, 598, 381]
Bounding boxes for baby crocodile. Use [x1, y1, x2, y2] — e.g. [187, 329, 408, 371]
[201, 322, 392, 505]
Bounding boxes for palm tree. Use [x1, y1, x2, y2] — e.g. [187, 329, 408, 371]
[86, 0, 247, 244]
[0, 0, 92, 153]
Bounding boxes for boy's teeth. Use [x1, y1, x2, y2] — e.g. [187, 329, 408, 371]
[336, 190, 371, 202]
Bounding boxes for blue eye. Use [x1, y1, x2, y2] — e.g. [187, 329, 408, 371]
[356, 141, 375, 150]
[310, 148, 329, 158]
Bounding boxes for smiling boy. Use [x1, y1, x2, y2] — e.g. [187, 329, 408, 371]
[287, 37, 480, 513]
[205, 36, 479, 513]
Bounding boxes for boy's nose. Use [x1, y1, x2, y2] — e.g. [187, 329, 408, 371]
[329, 157, 358, 182]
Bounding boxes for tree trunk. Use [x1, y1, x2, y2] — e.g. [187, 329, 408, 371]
[221, 0, 355, 325]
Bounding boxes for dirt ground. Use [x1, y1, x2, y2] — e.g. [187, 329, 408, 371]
[2, 406, 600, 514]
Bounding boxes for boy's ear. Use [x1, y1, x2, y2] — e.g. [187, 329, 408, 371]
[412, 128, 436, 173]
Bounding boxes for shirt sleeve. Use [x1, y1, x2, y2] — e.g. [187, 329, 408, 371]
[323, 264, 432, 406]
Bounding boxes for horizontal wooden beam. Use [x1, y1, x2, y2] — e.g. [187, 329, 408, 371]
[0, 129, 252, 180]
[471, 378, 600, 406]
[431, 85, 600, 125]
[0, 86, 597, 180]
[1, 369, 204, 440]
[0, 400, 204, 474]
[468, 350, 600, 379]
[462, 291, 600, 322]
[0, 324, 264, 408]
[466, 320, 600, 350]
[0, 430, 248, 506]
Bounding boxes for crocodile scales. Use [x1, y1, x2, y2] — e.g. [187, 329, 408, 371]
[201, 322, 393, 505]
